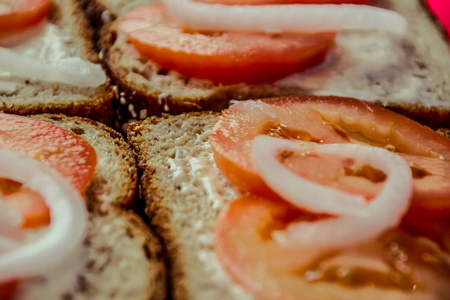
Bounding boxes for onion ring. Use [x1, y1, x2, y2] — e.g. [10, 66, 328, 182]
[0, 149, 87, 281]
[252, 135, 367, 216]
[164, 0, 407, 34]
[251, 135, 413, 249]
[0, 47, 106, 87]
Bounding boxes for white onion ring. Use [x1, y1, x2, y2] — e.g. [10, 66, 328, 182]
[0, 149, 87, 281]
[251, 135, 413, 249]
[0, 47, 106, 87]
[252, 135, 367, 216]
[164, 0, 407, 35]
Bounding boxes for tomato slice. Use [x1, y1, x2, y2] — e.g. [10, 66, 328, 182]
[120, 3, 336, 85]
[0, 0, 51, 36]
[216, 195, 450, 300]
[1, 180, 50, 229]
[210, 96, 450, 243]
[0, 114, 97, 194]
[0, 114, 97, 229]
[210, 96, 450, 195]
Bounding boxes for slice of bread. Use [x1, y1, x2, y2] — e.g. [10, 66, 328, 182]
[0, 0, 114, 125]
[127, 108, 450, 300]
[13, 115, 166, 300]
[84, 0, 449, 128]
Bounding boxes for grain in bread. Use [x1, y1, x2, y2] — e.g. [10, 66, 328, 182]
[13, 115, 166, 300]
[85, 0, 450, 128]
[0, 0, 114, 125]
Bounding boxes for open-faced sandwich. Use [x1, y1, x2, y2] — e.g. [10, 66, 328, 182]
[83, 0, 449, 128]
[128, 95, 450, 299]
[0, 113, 166, 300]
[0, 0, 113, 124]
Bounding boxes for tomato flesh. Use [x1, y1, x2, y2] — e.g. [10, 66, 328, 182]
[0, 114, 97, 194]
[216, 195, 450, 300]
[0, 114, 97, 229]
[120, 3, 336, 85]
[1, 181, 50, 229]
[0, 280, 17, 300]
[0, 0, 51, 36]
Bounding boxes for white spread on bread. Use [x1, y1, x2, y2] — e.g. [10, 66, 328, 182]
[0, 21, 106, 92]
[278, 31, 445, 108]
[168, 148, 238, 210]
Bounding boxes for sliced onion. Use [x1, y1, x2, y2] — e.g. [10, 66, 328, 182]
[252, 135, 367, 216]
[251, 135, 413, 249]
[164, 0, 407, 35]
[0, 47, 106, 87]
[0, 149, 87, 281]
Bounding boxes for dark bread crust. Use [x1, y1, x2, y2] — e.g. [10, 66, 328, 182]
[0, 0, 115, 125]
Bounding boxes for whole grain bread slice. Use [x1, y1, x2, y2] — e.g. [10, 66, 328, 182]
[84, 0, 450, 128]
[13, 115, 166, 300]
[0, 0, 115, 125]
[127, 106, 450, 300]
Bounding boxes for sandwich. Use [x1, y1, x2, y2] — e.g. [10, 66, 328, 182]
[0, 0, 114, 125]
[83, 0, 449, 128]
[127, 95, 450, 299]
[0, 113, 166, 300]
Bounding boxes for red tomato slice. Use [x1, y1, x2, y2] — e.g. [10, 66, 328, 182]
[0, 114, 97, 229]
[0, 0, 51, 36]
[216, 195, 450, 300]
[0, 280, 17, 300]
[210, 96, 450, 194]
[198, 0, 368, 5]
[120, 3, 336, 85]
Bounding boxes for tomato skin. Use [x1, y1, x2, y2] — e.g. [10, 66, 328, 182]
[0, 280, 17, 300]
[121, 3, 336, 85]
[0, 0, 51, 36]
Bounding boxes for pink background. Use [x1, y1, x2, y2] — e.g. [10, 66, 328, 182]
[427, 0, 450, 35]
